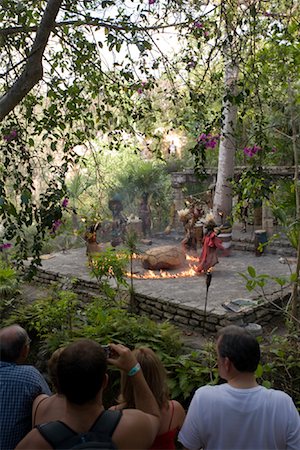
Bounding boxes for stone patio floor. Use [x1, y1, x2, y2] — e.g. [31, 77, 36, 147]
[37, 232, 296, 321]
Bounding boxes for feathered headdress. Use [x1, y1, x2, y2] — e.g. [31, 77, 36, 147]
[202, 211, 216, 230]
[177, 208, 190, 221]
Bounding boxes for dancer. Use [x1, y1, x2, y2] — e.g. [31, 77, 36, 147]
[195, 215, 224, 273]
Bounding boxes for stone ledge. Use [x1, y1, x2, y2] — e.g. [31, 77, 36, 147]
[29, 265, 291, 334]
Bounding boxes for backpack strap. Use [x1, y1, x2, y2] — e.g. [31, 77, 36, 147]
[36, 411, 122, 449]
[36, 421, 76, 448]
[90, 410, 122, 437]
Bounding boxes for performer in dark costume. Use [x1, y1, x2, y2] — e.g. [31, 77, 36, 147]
[139, 192, 151, 238]
[108, 195, 127, 247]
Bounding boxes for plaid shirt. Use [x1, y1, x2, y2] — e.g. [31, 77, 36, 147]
[0, 361, 51, 450]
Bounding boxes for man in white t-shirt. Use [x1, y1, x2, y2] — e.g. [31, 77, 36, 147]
[178, 325, 300, 450]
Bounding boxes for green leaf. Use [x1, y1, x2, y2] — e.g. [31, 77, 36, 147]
[273, 277, 287, 287]
[21, 189, 31, 204]
[255, 363, 263, 378]
[290, 273, 298, 283]
[262, 380, 272, 389]
[247, 266, 256, 278]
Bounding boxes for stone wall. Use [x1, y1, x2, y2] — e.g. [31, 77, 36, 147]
[31, 267, 287, 333]
[133, 292, 286, 332]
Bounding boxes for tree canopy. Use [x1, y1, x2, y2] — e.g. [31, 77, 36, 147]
[1, 0, 299, 268]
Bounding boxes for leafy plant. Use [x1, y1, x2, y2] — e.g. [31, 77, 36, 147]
[89, 247, 129, 300]
[3, 290, 80, 340]
[0, 261, 20, 299]
[3, 287, 300, 410]
[239, 265, 300, 329]
[166, 342, 219, 402]
[0, 261, 21, 320]
[257, 334, 300, 410]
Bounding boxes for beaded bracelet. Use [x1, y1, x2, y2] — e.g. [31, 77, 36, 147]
[127, 362, 141, 377]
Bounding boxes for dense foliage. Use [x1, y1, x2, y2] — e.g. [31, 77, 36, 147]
[0, 259, 299, 409]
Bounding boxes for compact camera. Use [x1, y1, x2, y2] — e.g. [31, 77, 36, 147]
[102, 345, 111, 358]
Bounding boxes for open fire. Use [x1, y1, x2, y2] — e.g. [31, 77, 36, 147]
[126, 254, 209, 279]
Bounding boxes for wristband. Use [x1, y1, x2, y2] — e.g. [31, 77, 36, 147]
[127, 362, 141, 377]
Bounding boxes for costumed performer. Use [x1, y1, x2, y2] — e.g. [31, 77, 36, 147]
[195, 214, 224, 273]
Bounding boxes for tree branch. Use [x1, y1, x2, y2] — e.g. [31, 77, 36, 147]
[0, 19, 188, 37]
[0, 0, 63, 121]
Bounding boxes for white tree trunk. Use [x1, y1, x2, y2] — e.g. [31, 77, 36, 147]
[213, 62, 239, 224]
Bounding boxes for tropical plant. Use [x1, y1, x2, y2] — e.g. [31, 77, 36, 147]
[0, 262, 19, 298]
[89, 247, 129, 300]
[239, 265, 300, 329]
[3, 287, 300, 409]
[257, 333, 300, 411]
[0, 261, 20, 320]
[113, 159, 172, 229]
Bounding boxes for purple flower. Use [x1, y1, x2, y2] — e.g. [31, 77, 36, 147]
[271, 147, 277, 153]
[50, 219, 62, 234]
[4, 130, 17, 142]
[137, 88, 143, 95]
[243, 145, 262, 157]
[252, 144, 261, 154]
[149, 0, 156, 4]
[206, 140, 217, 149]
[197, 132, 220, 149]
[197, 133, 207, 142]
[243, 147, 253, 157]
[194, 21, 203, 29]
[204, 31, 209, 37]
[0, 243, 12, 250]
[62, 198, 69, 208]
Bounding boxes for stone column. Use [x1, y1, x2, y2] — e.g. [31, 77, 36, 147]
[262, 202, 274, 236]
[171, 173, 187, 231]
[253, 205, 262, 227]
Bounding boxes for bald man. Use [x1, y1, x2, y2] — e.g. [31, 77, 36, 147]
[0, 324, 51, 450]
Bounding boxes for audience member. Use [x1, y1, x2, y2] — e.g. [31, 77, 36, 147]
[111, 347, 186, 449]
[16, 340, 160, 450]
[0, 324, 51, 450]
[32, 347, 66, 426]
[178, 325, 300, 450]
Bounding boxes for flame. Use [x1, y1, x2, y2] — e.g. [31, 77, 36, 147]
[126, 266, 198, 279]
[186, 254, 198, 262]
[126, 252, 203, 279]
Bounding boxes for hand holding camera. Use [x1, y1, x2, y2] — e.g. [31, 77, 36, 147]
[106, 343, 138, 373]
[102, 345, 112, 358]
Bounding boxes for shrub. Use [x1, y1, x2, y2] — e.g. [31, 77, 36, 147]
[3, 290, 217, 402]
[0, 261, 21, 319]
[4, 288, 300, 410]
[257, 333, 300, 410]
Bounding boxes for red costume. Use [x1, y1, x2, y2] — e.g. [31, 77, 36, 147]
[196, 230, 224, 273]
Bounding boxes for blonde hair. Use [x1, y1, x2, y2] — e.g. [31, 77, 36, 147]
[48, 347, 65, 393]
[119, 347, 169, 409]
